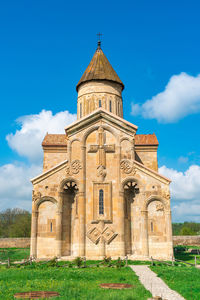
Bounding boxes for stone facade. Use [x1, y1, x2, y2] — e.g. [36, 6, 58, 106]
[30, 43, 173, 260]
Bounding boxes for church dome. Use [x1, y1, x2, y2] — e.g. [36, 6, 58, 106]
[76, 42, 124, 91]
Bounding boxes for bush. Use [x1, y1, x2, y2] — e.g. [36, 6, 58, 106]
[73, 257, 82, 268]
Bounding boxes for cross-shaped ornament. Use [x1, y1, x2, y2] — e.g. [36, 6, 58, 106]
[97, 32, 103, 48]
[88, 127, 115, 168]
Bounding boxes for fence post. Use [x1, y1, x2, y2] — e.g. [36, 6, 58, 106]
[7, 257, 10, 268]
[84, 257, 86, 268]
[172, 255, 174, 266]
[195, 256, 197, 267]
[125, 255, 128, 267]
[151, 256, 153, 266]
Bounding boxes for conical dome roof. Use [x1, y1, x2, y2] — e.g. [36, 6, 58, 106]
[76, 44, 124, 91]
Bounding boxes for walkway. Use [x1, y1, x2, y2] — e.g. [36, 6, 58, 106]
[130, 265, 185, 300]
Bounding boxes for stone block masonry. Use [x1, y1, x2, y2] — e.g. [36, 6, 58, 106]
[173, 235, 200, 246]
[0, 238, 30, 248]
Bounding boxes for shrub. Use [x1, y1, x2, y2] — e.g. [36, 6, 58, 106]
[74, 257, 82, 268]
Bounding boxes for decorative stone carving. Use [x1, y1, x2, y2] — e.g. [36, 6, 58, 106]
[66, 160, 82, 175]
[97, 165, 107, 181]
[87, 227, 101, 244]
[32, 191, 42, 202]
[120, 159, 136, 175]
[71, 160, 82, 174]
[87, 224, 117, 245]
[156, 203, 164, 211]
[102, 226, 117, 244]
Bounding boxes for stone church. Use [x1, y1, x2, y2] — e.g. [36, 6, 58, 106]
[30, 41, 173, 260]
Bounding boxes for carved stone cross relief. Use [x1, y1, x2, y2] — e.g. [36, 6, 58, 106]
[88, 127, 115, 180]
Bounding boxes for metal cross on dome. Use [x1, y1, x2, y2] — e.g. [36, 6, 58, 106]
[97, 32, 103, 48]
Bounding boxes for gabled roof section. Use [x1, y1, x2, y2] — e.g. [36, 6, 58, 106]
[31, 159, 68, 185]
[42, 134, 67, 147]
[65, 108, 137, 137]
[76, 46, 124, 91]
[134, 160, 171, 184]
[135, 133, 159, 146]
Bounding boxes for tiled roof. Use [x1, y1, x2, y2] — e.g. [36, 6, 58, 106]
[135, 133, 159, 146]
[42, 134, 67, 146]
[76, 46, 124, 91]
[42, 133, 158, 146]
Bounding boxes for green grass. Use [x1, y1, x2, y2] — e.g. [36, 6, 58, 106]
[0, 248, 30, 262]
[151, 265, 200, 300]
[0, 266, 151, 300]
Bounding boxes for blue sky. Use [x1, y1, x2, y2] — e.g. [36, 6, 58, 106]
[0, 0, 200, 222]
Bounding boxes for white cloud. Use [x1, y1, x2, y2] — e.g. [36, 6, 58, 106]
[6, 110, 76, 163]
[131, 72, 200, 122]
[159, 165, 200, 201]
[159, 165, 200, 222]
[0, 163, 41, 211]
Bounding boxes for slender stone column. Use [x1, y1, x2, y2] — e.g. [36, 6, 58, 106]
[78, 191, 85, 256]
[30, 211, 38, 258]
[165, 209, 173, 256]
[131, 137, 135, 160]
[56, 210, 63, 258]
[118, 191, 125, 256]
[78, 145, 86, 257]
[99, 221, 105, 258]
[141, 210, 149, 257]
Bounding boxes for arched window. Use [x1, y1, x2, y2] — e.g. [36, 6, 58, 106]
[99, 99, 102, 107]
[109, 100, 112, 112]
[99, 189, 104, 215]
[118, 102, 120, 115]
[80, 103, 82, 118]
[50, 222, 53, 232]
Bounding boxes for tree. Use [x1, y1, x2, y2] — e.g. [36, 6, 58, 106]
[180, 226, 196, 236]
[0, 208, 31, 238]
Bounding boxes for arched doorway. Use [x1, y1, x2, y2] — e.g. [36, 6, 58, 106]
[123, 181, 139, 254]
[62, 180, 78, 256]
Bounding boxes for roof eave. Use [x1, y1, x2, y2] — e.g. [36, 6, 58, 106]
[76, 78, 124, 92]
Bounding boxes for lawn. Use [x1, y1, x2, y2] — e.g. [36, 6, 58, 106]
[151, 265, 200, 300]
[0, 265, 152, 300]
[0, 248, 30, 262]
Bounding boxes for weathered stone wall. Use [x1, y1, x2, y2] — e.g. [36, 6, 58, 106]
[173, 235, 200, 246]
[0, 238, 30, 248]
[1, 236, 200, 249]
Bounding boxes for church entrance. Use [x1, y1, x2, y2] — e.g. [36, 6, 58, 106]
[61, 180, 78, 256]
[124, 180, 139, 255]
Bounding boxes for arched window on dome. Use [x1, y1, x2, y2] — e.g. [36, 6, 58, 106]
[109, 100, 112, 112]
[99, 99, 102, 107]
[99, 189, 104, 215]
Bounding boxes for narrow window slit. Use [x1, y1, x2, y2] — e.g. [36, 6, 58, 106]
[99, 189, 104, 215]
